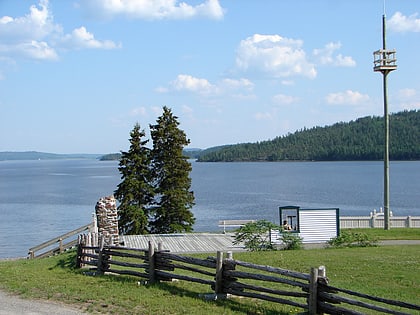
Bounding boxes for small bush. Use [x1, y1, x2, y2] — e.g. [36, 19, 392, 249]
[233, 220, 280, 251]
[279, 232, 303, 250]
[327, 230, 378, 248]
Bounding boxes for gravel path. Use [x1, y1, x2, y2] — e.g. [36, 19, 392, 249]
[0, 290, 87, 315]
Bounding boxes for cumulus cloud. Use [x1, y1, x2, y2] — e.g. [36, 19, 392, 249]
[235, 34, 317, 79]
[388, 12, 420, 33]
[167, 74, 254, 96]
[83, 0, 225, 20]
[61, 27, 120, 50]
[171, 74, 215, 93]
[313, 42, 356, 67]
[0, 0, 119, 62]
[325, 90, 370, 105]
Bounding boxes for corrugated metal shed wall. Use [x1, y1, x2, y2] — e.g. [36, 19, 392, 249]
[299, 210, 338, 243]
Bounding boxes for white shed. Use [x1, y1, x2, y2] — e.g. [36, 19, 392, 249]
[273, 206, 339, 244]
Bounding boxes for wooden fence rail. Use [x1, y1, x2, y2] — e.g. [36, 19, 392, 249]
[77, 240, 420, 315]
[28, 223, 93, 259]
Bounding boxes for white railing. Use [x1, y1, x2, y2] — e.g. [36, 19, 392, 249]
[340, 215, 420, 229]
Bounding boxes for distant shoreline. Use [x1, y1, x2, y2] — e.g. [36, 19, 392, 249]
[0, 151, 102, 161]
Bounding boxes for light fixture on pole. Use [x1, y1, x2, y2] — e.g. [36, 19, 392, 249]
[373, 14, 397, 230]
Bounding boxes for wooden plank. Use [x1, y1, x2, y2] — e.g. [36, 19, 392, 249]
[108, 259, 148, 269]
[233, 259, 310, 280]
[224, 270, 308, 289]
[29, 223, 92, 252]
[319, 291, 411, 315]
[158, 252, 216, 269]
[106, 268, 148, 279]
[322, 284, 420, 311]
[155, 270, 214, 286]
[227, 281, 308, 298]
[225, 288, 308, 310]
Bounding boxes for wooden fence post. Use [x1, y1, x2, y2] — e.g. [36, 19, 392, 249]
[308, 267, 319, 315]
[317, 266, 327, 315]
[97, 237, 105, 274]
[76, 240, 83, 269]
[318, 265, 326, 278]
[148, 241, 156, 284]
[215, 251, 224, 294]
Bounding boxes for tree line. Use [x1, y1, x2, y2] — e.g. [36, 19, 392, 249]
[196, 110, 420, 162]
[115, 106, 195, 235]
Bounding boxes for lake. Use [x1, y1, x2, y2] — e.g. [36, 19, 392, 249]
[0, 159, 419, 258]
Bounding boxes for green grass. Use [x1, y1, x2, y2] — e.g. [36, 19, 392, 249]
[343, 227, 420, 240]
[1, 243, 419, 314]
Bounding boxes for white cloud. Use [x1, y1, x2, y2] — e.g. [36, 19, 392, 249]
[84, 0, 224, 20]
[61, 27, 121, 50]
[171, 74, 215, 93]
[221, 78, 254, 90]
[235, 34, 317, 79]
[15, 40, 58, 60]
[0, 0, 119, 63]
[313, 42, 356, 67]
[169, 74, 254, 96]
[325, 90, 370, 105]
[0, 0, 59, 60]
[388, 12, 420, 33]
[273, 93, 299, 105]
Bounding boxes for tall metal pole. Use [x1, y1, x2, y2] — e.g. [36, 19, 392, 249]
[374, 14, 396, 230]
[382, 14, 390, 230]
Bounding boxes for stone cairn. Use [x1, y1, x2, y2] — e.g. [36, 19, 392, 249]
[95, 195, 119, 247]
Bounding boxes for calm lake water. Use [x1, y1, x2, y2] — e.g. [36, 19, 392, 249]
[1, 159, 419, 258]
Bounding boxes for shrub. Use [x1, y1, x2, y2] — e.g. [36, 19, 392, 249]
[279, 232, 303, 250]
[233, 220, 280, 251]
[327, 230, 378, 248]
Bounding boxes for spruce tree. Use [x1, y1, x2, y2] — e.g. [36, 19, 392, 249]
[149, 106, 195, 233]
[114, 123, 154, 235]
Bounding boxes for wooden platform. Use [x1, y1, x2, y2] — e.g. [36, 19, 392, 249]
[120, 233, 245, 254]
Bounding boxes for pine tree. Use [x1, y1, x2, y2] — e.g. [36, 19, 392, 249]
[149, 106, 195, 233]
[114, 123, 154, 235]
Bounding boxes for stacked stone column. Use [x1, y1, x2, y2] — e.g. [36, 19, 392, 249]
[95, 195, 119, 246]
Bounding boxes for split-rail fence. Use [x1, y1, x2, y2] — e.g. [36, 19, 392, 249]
[27, 223, 94, 259]
[77, 239, 419, 315]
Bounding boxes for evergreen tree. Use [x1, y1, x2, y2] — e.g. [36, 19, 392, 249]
[114, 123, 154, 235]
[149, 106, 195, 233]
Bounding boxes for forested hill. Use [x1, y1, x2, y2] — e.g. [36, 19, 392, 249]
[196, 110, 420, 162]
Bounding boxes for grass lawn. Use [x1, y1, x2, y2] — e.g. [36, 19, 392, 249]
[0, 240, 419, 314]
[342, 227, 420, 240]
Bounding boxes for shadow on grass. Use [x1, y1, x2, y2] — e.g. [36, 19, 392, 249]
[155, 281, 293, 315]
[50, 250, 78, 270]
[52, 251, 295, 314]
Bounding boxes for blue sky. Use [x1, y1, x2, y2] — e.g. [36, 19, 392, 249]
[0, 0, 419, 154]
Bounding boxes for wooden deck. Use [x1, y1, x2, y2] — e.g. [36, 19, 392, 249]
[120, 233, 245, 253]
